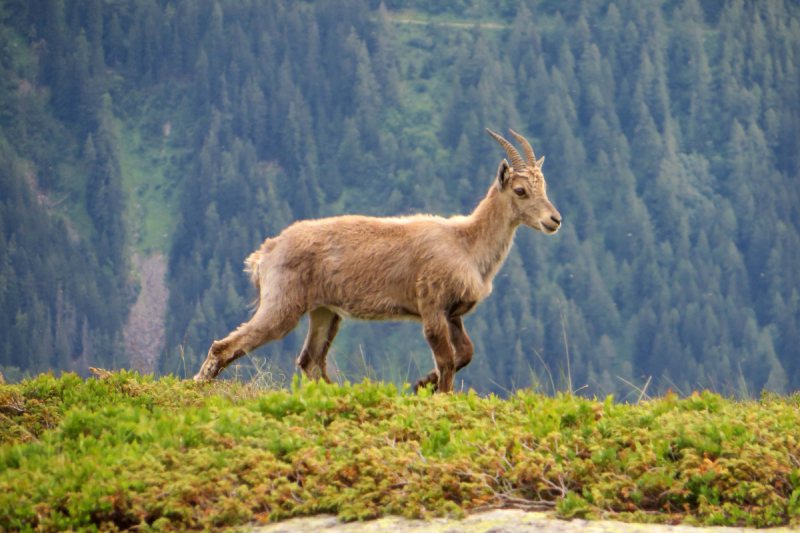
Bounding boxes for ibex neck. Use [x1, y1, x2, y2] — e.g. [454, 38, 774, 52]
[462, 186, 518, 282]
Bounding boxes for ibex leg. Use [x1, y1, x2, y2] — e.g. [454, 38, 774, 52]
[414, 369, 440, 393]
[194, 303, 303, 381]
[449, 317, 474, 372]
[416, 311, 456, 393]
[297, 307, 341, 383]
[414, 316, 473, 393]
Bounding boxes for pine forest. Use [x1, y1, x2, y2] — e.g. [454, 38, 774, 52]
[1, 0, 799, 400]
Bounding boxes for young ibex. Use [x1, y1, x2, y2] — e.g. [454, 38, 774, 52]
[194, 129, 561, 392]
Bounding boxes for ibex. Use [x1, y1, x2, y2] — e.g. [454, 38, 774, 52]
[194, 129, 561, 392]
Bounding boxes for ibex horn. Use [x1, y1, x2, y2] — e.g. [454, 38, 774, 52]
[509, 129, 536, 167]
[486, 128, 526, 172]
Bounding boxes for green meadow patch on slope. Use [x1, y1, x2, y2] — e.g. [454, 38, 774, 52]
[118, 121, 181, 255]
[1, 372, 800, 532]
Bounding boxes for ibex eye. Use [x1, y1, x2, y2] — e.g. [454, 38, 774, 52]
[514, 187, 526, 197]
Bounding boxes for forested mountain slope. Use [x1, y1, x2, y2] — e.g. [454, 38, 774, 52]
[1, 0, 799, 398]
[0, 2, 128, 380]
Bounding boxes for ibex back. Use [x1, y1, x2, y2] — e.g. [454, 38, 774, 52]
[194, 129, 561, 393]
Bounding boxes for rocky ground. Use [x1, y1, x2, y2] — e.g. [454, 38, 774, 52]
[250, 510, 792, 533]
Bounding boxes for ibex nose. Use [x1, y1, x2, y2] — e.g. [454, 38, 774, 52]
[550, 215, 562, 226]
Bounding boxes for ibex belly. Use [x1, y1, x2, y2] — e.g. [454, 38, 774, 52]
[449, 300, 477, 317]
[323, 299, 476, 322]
[324, 304, 422, 322]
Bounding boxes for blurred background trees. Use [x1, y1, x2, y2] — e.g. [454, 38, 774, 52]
[1, 0, 799, 398]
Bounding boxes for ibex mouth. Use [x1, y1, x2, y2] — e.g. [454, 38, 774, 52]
[540, 222, 559, 234]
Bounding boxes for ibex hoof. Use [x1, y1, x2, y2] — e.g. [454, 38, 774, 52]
[413, 377, 438, 394]
[194, 359, 220, 382]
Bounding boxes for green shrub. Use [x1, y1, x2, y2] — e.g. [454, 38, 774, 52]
[1, 372, 800, 531]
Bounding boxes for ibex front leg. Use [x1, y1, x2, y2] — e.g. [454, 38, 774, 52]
[417, 311, 456, 393]
[414, 315, 473, 393]
[449, 316, 474, 373]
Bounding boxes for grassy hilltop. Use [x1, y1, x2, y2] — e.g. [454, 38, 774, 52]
[2, 371, 800, 531]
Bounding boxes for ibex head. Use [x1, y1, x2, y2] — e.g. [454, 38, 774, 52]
[486, 128, 562, 234]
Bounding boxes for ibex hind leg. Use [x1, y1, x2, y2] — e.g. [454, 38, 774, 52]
[194, 303, 303, 381]
[297, 307, 341, 383]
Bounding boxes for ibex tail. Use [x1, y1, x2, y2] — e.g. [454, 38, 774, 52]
[244, 238, 278, 306]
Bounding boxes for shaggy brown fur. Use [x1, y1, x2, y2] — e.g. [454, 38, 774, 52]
[194, 129, 561, 393]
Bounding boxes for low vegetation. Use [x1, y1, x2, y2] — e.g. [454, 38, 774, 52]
[1, 370, 800, 532]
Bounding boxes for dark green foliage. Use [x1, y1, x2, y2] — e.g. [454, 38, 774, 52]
[0, 5, 127, 379]
[0, 133, 125, 377]
[3, 372, 800, 531]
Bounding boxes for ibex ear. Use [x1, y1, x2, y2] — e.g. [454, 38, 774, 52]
[496, 159, 511, 190]
[536, 155, 545, 168]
